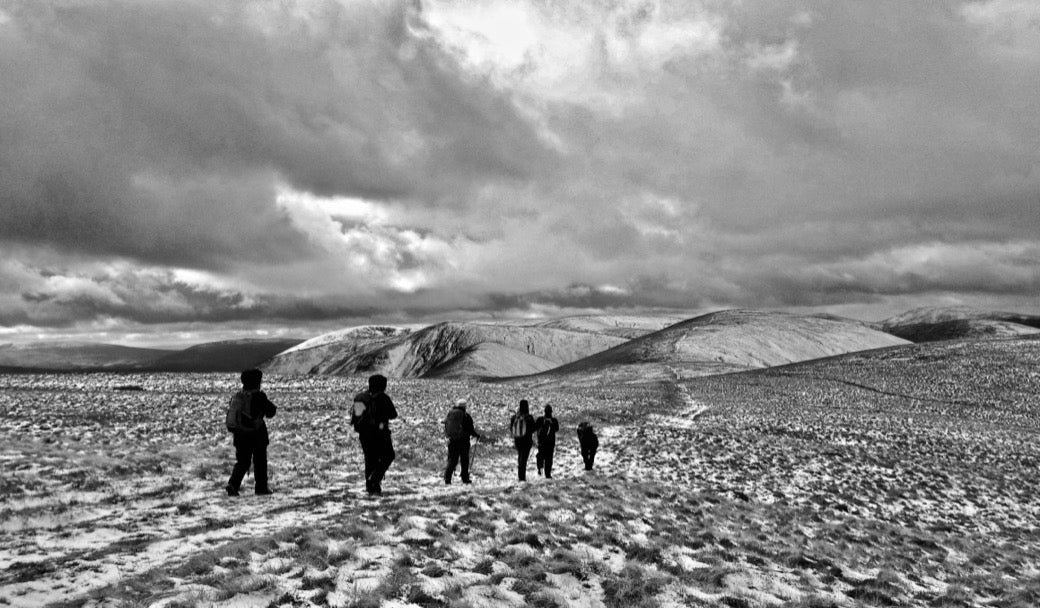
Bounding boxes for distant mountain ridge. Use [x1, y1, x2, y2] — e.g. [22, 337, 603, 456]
[0, 342, 172, 371]
[880, 306, 1040, 342]
[145, 338, 305, 373]
[0, 338, 303, 373]
[265, 321, 631, 379]
[261, 326, 415, 375]
[513, 309, 911, 387]
[3, 306, 1038, 376]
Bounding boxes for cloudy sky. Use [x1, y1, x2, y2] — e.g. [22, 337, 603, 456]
[1, 0, 1038, 346]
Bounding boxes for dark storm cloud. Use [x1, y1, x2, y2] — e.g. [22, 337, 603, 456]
[2, 0, 1039, 338]
[4, 261, 385, 328]
[0, 1, 552, 267]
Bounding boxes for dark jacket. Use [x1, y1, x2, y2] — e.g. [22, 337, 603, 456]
[233, 389, 277, 446]
[353, 390, 398, 436]
[577, 424, 599, 450]
[445, 406, 479, 441]
[534, 415, 560, 445]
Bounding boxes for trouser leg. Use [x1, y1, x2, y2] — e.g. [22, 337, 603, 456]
[516, 439, 532, 481]
[459, 441, 471, 483]
[228, 440, 252, 489]
[359, 436, 373, 488]
[372, 435, 394, 489]
[444, 441, 459, 483]
[544, 446, 554, 478]
[253, 443, 269, 490]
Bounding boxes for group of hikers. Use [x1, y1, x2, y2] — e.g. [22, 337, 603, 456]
[224, 370, 600, 497]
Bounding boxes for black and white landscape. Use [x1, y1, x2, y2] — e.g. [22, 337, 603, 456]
[2, 2, 1039, 607]
[2, 306, 1040, 607]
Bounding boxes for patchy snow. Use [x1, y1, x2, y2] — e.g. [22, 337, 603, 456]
[2, 344, 1040, 608]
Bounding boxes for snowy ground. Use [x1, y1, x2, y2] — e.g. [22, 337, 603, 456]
[2, 338, 1040, 608]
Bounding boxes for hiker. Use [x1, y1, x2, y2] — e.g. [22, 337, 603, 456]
[534, 404, 560, 478]
[225, 369, 277, 496]
[577, 421, 599, 471]
[443, 399, 481, 484]
[509, 399, 536, 481]
[351, 374, 398, 495]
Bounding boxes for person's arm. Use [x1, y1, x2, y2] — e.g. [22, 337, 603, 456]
[467, 414, 480, 439]
[375, 394, 397, 422]
[259, 391, 277, 418]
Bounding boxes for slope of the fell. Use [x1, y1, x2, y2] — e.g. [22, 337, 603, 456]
[303, 322, 630, 379]
[879, 306, 1040, 342]
[262, 326, 414, 375]
[5, 355, 1040, 608]
[516, 309, 911, 387]
[526, 313, 688, 338]
[147, 339, 305, 373]
[422, 342, 558, 379]
[0, 341, 172, 371]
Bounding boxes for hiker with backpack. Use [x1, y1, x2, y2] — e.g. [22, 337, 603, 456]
[225, 369, 277, 496]
[443, 399, 481, 484]
[351, 374, 398, 496]
[576, 421, 599, 471]
[509, 399, 536, 481]
[534, 404, 560, 479]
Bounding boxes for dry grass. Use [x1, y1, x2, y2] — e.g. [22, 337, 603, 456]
[2, 338, 1039, 607]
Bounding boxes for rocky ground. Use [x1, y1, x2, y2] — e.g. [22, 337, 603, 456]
[1, 336, 1039, 607]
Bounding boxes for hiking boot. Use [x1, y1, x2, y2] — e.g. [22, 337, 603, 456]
[255, 488, 274, 496]
[225, 485, 239, 497]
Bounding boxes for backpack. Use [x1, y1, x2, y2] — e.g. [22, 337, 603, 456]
[444, 408, 468, 440]
[226, 390, 263, 433]
[537, 417, 556, 443]
[351, 391, 377, 433]
[510, 414, 529, 439]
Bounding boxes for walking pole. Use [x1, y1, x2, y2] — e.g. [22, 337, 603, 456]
[469, 439, 478, 475]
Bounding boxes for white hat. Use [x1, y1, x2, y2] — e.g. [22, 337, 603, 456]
[455, 398, 467, 407]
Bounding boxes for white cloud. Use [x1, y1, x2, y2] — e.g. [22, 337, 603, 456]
[962, 1, 1040, 59]
[420, 0, 724, 110]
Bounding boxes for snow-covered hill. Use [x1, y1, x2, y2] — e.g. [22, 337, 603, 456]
[313, 322, 631, 379]
[262, 326, 416, 375]
[522, 309, 911, 386]
[879, 306, 1040, 342]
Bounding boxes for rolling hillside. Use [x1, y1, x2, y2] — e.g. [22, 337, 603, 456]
[262, 326, 415, 375]
[293, 321, 631, 379]
[146, 338, 305, 373]
[517, 309, 911, 386]
[0, 342, 172, 371]
[525, 313, 687, 338]
[879, 306, 1040, 342]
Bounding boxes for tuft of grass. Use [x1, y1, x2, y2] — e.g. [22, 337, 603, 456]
[626, 542, 665, 565]
[602, 563, 668, 608]
[378, 561, 418, 598]
[472, 557, 495, 575]
[406, 585, 449, 608]
[783, 595, 843, 608]
[421, 562, 449, 578]
[526, 591, 566, 608]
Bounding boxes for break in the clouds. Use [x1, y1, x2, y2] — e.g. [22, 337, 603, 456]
[1, 0, 1038, 340]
